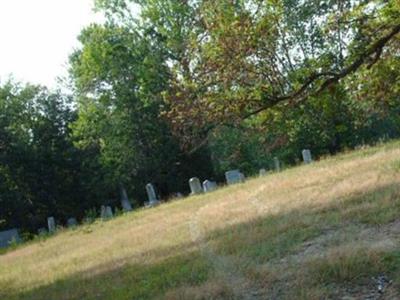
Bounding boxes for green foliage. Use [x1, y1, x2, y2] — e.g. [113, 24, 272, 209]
[91, 0, 400, 177]
[0, 80, 106, 232]
[209, 126, 274, 175]
[129, 0, 399, 147]
[69, 22, 215, 203]
[83, 208, 98, 224]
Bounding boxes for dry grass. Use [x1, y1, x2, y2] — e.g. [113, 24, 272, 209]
[1, 141, 400, 299]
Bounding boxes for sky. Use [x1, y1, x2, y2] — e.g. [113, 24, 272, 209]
[0, 0, 104, 88]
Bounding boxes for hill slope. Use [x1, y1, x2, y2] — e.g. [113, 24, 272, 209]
[1, 142, 400, 299]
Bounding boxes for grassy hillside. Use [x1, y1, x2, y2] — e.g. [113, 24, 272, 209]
[1, 141, 400, 299]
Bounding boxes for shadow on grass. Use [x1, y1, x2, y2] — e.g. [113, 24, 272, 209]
[209, 182, 400, 261]
[2, 248, 211, 300]
[3, 182, 400, 300]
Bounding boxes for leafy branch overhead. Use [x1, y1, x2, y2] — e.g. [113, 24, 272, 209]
[97, 0, 399, 150]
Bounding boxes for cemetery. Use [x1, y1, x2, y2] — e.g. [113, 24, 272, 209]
[0, 149, 311, 246]
[1, 141, 400, 299]
[1, 0, 399, 299]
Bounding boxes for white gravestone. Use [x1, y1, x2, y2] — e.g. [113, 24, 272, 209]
[202, 180, 217, 193]
[120, 187, 133, 212]
[47, 217, 56, 233]
[0, 229, 20, 248]
[302, 149, 312, 164]
[225, 170, 245, 185]
[274, 157, 281, 172]
[259, 168, 267, 176]
[146, 183, 159, 206]
[189, 177, 203, 195]
[67, 218, 78, 228]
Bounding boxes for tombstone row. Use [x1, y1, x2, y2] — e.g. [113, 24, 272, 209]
[44, 216, 79, 234]
[9, 149, 314, 242]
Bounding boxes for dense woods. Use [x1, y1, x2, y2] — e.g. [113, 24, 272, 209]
[1, 0, 399, 233]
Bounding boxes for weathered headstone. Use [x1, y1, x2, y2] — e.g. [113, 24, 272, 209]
[120, 187, 133, 212]
[146, 183, 159, 206]
[302, 149, 312, 164]
[67, 218, 78, 228]
[189, 177, 203, 195]
[225, 170, 245, 185]
[274, 157, 281, 172]
[105, 206, 113, 218]
[47, 217, 56, 233]
[202, 180, 217, 193]
[101, 206, 113, 219]
[0, 229, 20, 248]
[259, 168, 267, 176]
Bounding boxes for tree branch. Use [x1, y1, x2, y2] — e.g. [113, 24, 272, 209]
[243, 23, 400, 120]
[186, 23, 400, 154]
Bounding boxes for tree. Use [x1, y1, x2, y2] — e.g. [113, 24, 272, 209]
[69, 23, 214, 203]
[0, 81, 98, 232]
[97, 0, 400, 150]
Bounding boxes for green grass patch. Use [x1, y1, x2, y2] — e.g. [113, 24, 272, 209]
[341, 185, 400, 225]
[210, 214, 322, 263]
[306, 249, 400, 294]
[310, 248, 386, 284]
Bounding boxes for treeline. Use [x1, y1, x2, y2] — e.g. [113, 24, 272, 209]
[1, 0, 400, 233]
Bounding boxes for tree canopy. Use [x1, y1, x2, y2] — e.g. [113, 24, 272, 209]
[96, 0, 400, 149]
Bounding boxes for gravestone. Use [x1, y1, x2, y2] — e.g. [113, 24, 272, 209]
[302, 149, 312, 164]
[101, 205, 113, 219]
[105, 206, 113, 218]
[274, 157, 281, 172]
[202, 180, 217, 193]
[47, 217, 56, 233]
[176, 192, 184, 198]
[189, 177, 203, 195]
[259, 168, 267, 176]
[120, 187, 133, 212]
[225, 170, 245, 185]
[0, 229, 20, 248]
[67, 218, 78, 228]
[146, 183, 159, 206]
